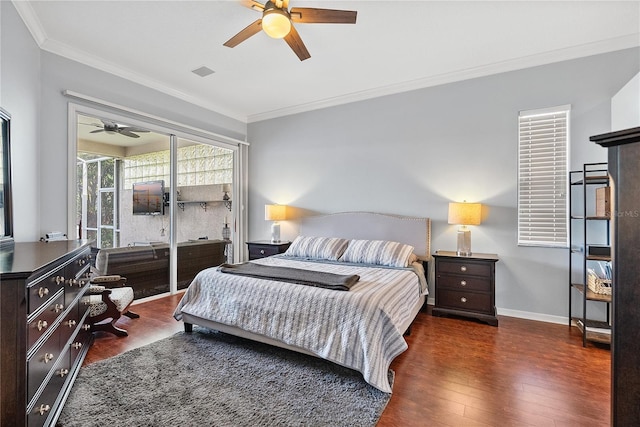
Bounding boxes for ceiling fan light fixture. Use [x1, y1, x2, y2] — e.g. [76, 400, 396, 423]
[262, 9, 291, 39]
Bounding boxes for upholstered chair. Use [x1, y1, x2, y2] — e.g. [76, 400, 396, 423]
[87, 275, 139, 337]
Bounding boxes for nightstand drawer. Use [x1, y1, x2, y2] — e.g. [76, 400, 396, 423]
[437, 289, 492, 314]
[248, 245, 280, 259]
[438, 260, 491, 277]
[246, 241, 292, 260]
[437, 274, 491, 292]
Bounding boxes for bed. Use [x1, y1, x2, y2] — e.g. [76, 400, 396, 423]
[173, 212, 431, 393]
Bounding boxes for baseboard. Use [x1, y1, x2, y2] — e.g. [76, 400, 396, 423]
[496, 308, 567, 325]
[424, 298, 568, 325]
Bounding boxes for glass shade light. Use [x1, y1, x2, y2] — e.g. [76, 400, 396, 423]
[262, 9, 291, 39]
[265, 204, 288, 243]
[448, 202, 482, 256]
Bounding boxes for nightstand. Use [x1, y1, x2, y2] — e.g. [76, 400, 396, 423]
[246, 241, 292, 260]
[432, 250, 499, 326]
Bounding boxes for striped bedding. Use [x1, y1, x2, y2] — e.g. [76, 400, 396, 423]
[173, 255, 426, 393]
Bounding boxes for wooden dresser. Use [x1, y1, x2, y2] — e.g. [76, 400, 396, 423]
[0, 240, 93, 427]
[432, 250, 499, 326]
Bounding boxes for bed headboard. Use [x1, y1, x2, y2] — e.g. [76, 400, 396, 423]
[299, 212, 431, 260]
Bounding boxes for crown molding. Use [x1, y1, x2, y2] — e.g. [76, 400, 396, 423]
[11, 0, 47, 45]
[247, 33, 640, 123]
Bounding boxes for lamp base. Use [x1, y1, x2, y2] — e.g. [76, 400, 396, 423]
[456, 228, 472, 256]
[270, 222, 281, 243]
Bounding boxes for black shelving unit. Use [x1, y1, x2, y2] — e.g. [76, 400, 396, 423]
[568, 162, 611, 346]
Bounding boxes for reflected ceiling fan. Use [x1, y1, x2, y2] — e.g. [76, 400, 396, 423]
[224, 0, 357, 61]
[82, 119, 150, 139]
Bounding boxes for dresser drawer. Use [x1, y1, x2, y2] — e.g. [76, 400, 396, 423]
[28, 272, 66, 316]
[27, 366, 66, 427]
[437, 260, 491, 277]
[437, 274, 491, 292]
[27, 293, 65, 350]
[27, 328, 62, 405]
[437, 289, 493, 314]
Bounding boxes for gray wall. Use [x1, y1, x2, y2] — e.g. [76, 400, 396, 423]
[1, 2, 42, 241]
[248, 48, 640, 321]
[1, 1, 246, 241]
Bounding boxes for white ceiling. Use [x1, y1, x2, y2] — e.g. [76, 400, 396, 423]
[14, 1, 640, 123]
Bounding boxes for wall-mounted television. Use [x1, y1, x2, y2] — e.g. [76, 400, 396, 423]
[132, 180, 165, 215]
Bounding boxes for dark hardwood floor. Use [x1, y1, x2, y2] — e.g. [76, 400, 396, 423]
[85, 296, 611, 427]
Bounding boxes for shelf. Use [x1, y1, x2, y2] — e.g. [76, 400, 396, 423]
[175, 200, 232, 212]
[571, 284, 612, 303]
[573, 318, 611, 344]
[585, 216, 611, 221]
[586, 254, 611, 262]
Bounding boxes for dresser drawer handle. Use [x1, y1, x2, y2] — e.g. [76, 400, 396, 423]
[82, 324, 91, 331]
[78, 258, 86, 266]
[460, 297, 467, 303]
[37, 320, 48, 331]
[38, 287, 49, 298]
[460, 266, 467, 272]
[36, 404, 51, 416]
[260, 249, 265, 255]
[67, 278, 78, 287]
[43, 353, 54, 363]
[58, 368, 69, 378]
[460, 280, 467, 286]
[78, 279, 87, 287]
[66, 320, 77, 328]
[54, 303, 64, 313]
[55, 275, 65, 284]
[72, 342, 83, 350]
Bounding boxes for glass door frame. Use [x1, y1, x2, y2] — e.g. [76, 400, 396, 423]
[67, 102, 247, 295]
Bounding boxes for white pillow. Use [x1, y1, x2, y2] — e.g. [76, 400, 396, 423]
[339, 239, 415, 267]
[283, 236, 349, 261]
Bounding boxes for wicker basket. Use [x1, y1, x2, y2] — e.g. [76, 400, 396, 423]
[587, 273, 612, 295]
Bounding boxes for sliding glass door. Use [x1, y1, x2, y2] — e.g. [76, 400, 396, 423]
[71, 107, 239, 300]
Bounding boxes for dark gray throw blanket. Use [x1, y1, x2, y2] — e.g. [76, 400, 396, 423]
[218, 263, 360, 291]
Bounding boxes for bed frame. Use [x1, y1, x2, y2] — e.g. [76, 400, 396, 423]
[180, 212, 431, 362]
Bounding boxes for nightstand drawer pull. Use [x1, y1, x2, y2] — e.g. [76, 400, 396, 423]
[260, 249, 265, 255]
[460, 266, 467, 272]
[460, 280, 467, 286]
[460, 297, 467, 303]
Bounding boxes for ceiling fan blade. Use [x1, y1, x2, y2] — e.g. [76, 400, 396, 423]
[223, 19, 263, 48]
[243, 0, 265, 12]
[120, 127, 149, 134]
[290, 8, 357, 24]
[284, 24, 310, 61]
[119, 130, 141, 138]
[90, 129, 105, 134]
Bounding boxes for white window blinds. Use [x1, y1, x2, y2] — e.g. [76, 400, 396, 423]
[518, 106, 570, 247]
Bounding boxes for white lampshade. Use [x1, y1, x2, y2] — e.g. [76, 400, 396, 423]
[265, 204, 287, 221]
[448, 202, 482, 226]
[222, 183, 231, 193]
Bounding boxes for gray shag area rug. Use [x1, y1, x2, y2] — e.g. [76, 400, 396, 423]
[57, 327, 392, 427]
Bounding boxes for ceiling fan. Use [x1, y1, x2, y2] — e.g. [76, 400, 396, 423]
[82, 120, 150, 139]
[224, 0, 357, 61]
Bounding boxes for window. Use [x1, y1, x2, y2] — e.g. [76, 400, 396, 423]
[518, 105, 570, 247]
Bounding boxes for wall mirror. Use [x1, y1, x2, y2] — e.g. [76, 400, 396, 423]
[0, 107, 14, 247]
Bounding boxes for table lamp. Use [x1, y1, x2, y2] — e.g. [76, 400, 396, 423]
[265, 204, 287, 243]
[448, 201, 482, 256]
